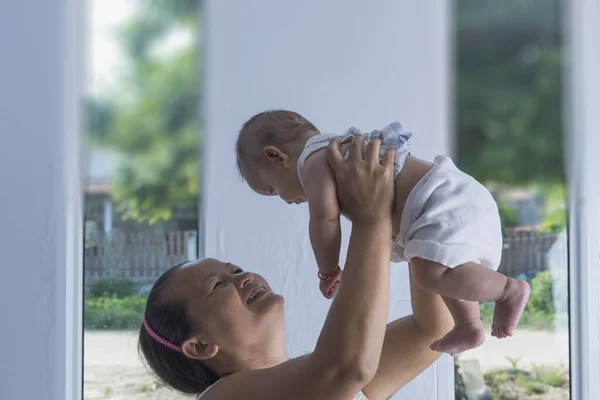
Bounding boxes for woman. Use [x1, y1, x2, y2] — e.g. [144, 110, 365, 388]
[139, 136, 453, 400]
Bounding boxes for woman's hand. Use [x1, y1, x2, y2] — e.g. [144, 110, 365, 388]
[326, 135, 396, 225]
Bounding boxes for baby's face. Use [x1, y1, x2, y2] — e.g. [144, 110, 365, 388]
[246, 165, 307, 205]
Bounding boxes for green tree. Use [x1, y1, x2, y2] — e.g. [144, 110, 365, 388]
[455, 0, 563, 186]
[498, 202, 519, 234]
[87, 0, 200, 223]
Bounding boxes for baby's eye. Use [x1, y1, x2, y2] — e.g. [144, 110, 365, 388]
[214, 281, 224, 289]
[234, 268, 244, 274]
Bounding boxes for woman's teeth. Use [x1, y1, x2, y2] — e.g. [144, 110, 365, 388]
[247, 286, 264, 304]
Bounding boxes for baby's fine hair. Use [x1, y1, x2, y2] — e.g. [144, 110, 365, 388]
[235, 109, 319, 180]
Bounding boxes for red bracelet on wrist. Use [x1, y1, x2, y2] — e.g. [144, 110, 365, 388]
[318, 266, 341, 281]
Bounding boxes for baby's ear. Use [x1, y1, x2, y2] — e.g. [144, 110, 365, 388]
[263, 146, 290, 167]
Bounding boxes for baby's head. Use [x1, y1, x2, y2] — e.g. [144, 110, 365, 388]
[235, 110, 319, 204]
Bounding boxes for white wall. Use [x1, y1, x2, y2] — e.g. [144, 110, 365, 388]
[0, 0, 83, 399]
[202, 1, 453, 398]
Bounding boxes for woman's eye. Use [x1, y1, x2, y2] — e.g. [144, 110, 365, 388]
[234, 268, 244, 274]
[214, 281, 224, 289]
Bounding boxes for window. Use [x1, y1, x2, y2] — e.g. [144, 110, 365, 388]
[453, 1, 570, 399]
[83, 1, 200, 398]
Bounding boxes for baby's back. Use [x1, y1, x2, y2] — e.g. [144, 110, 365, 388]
[298, 123, 415, 231]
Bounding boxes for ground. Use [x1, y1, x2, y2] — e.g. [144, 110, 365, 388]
[458, 329, 569, 370]
[84, 331, 191, 399]
[84, 329, 570, 399]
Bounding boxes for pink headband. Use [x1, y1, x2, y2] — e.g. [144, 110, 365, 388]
[143, 315, 182, 352]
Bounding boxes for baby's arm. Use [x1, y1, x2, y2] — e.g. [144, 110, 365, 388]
[301, 149, 342, 278]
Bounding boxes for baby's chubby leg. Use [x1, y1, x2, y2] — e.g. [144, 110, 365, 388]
[410, 258, 530, 340]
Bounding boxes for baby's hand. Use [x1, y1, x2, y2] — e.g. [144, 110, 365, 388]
[319, 267, 343, 299]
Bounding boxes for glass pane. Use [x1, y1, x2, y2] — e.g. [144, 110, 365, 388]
[83, 1, 200, 398]
[453, 1, 569, 399]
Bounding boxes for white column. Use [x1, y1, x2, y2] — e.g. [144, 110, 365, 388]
[565, 0, 600, 398]
[0, 0, 84, 399]
[202, 1, 452, 398]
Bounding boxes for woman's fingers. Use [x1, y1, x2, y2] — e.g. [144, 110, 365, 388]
[326, 139, 344, 173]
[365, 137, 382, 166]
[349, 134, 364, 162]
[381, 148, 396, 171]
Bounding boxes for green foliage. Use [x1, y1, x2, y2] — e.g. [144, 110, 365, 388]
[497, 202, 519, 233]
[505, 356, 522, 371]
[109, 49, 200, 223]
[88, 276, 137, 298]
[531, 364, 567, 388]
[523, 271, 554, 321]
[84, 295, 146, 330]
[536, 183, 567, 233]
[484, 364, 569, 399]
[456, 0, 563, 186]
[514, 374, 547, 394]
[86, 1, 200, 223]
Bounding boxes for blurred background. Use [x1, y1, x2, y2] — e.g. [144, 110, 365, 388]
[82, 1, 569, 399]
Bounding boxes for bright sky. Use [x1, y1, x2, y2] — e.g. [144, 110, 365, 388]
[86, 0, 137, 96]
[86, 0, 194, 97]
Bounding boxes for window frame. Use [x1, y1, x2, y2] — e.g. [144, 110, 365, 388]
[64, 0, 85, 399]
[565, 0, 600, 398]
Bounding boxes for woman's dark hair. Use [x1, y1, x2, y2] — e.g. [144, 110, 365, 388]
[138, 264, 219, 394]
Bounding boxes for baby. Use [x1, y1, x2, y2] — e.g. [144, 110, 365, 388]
[235, 110, 531, 355]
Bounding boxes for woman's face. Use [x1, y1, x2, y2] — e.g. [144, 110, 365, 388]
[170, 258, 285, 355]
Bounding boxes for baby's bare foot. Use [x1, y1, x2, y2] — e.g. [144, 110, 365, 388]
[429, 320, 486, 356]
[492, 278, 531, 339]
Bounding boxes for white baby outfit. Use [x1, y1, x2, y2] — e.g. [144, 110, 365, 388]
[297, 122, 412, 186]
[297, 122, 503, 270]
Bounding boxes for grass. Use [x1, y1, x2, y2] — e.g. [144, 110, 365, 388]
[514, 373, 547, 394]
[483, 363, 569, 400]
[531, 364, 568, 388]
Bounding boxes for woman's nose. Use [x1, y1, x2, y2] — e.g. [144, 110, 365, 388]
[236, 272, 254, 288]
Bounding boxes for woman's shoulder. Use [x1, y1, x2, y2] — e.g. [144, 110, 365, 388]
[198, 355, 366, 400]
[199, 356, 307, 398]
[196, 364, 281, 399]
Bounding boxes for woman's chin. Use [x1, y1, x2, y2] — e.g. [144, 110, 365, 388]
[254, 292, 285, 316]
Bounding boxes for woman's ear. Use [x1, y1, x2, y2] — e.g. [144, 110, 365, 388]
[263, 146, 291, 168]
[181, 337, 219, 361]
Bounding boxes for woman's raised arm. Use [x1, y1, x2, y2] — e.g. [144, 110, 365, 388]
[362, 266, 454, 400]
